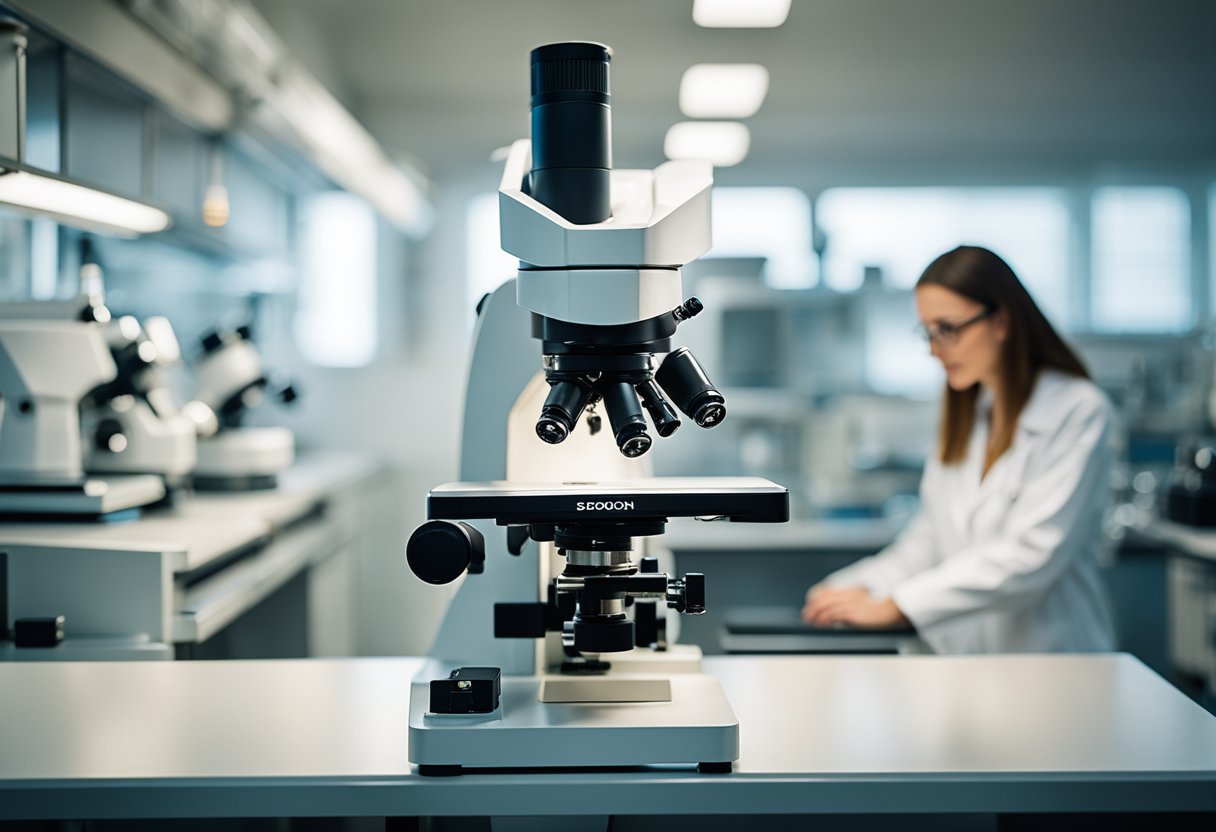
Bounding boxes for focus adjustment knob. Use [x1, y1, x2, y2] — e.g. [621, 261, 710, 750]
[684, 573, 705, 614]
[406, 521, 485, 585]
[639, 556, 659, 574]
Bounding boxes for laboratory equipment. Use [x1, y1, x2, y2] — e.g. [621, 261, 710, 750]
[189, 325, 297, 490]
[0, 294, 165, 518]
[82, 315, 201, 495]
[403, 41, 789, 775]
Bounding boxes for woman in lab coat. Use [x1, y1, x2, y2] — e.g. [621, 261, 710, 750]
[802, 245, 1117, 654]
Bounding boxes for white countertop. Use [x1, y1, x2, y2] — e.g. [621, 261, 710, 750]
[0, 453, 383, 573]
[1, 653, 1213, 819]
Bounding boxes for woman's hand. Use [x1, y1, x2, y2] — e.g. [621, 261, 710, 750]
[802, 585, 910, 630]
[801, 584, 869, 623]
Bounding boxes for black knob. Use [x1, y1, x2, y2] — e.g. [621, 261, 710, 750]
[200, 330, 224, 353]
[639, 556, 659, 574]
[684, 573, 705, 614]
[278, 383, 299, 404]
[235, 324, 253, 340]
[406, 521, 485, 585]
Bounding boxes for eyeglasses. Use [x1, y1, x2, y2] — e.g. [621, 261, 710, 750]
[914, 308, 995, 346]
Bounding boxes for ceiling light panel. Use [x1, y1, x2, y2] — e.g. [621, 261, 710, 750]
[664, 122, 751, 168]
[0, 170, 172, 236]
[680, 63, 770, 118]
[693, 0, 791, 28]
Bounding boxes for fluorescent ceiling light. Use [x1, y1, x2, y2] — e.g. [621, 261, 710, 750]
[693, 0, 791, 28]
[664, 122, 751, 168]
[0, 169, 172, 237]
[680, 64, 770, 118]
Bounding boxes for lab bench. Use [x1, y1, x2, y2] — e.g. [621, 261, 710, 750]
[666, 517, 903, 655]
[0, 453, 387, 661]
[0, 653, 1213, 829]
[1126, 517, 1216, 705]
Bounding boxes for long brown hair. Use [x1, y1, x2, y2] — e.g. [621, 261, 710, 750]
[917, 246, 1089, 469]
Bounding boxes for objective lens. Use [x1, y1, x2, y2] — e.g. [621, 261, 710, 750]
[529, 42, 613, 225]
[536, 378, 594, 444]
[635, 378, 681, 438]
[656, 347, 727, 429]
[599, 380, 652, 458]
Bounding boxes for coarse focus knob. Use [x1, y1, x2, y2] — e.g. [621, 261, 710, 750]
[406, 521, 485, 585]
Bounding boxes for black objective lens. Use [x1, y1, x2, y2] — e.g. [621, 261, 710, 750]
[635, 378, 681, 438]
[529, 42, 612, 225]
[599, 380, 652, 458]
[656, 347, 727, 429]
[536, 379, 594, 445]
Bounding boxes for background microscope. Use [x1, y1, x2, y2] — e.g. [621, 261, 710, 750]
[188, 324, 298, 490]
[0, 281, 165, 518]
[404, 41, 789, 775]
[82, 315, 203, 499]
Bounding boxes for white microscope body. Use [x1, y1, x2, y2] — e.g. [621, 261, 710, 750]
[405, 43, 788, 775]
[83, 316, 198, 487]
[0, 298, 165, 516]
[189, 326, 295, 489]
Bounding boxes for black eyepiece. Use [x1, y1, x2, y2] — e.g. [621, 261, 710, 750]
[529, 41, 613, 225]
[656, 347, 727, 429]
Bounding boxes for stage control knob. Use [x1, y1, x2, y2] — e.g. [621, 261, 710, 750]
[406, 521, 485, 585]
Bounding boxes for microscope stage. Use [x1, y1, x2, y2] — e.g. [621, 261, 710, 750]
[0, 474, 165, 519]
[427, 476, 788, 525]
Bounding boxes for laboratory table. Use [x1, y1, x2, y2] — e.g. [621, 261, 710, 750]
[1, 653, 1215, 823]
[0, 453, 386, 660]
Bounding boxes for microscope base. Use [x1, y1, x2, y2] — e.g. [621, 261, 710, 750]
[408, 663, 738, 774]
[194, 428, 294, 490]
[0, 474, 166, 520]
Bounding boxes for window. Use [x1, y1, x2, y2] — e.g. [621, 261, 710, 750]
[708, 187, 815, 288]
[466, 191, 518, 316]
[816, 187, 1071, 321]
[295, 192, 378, 367]
[1091, 186, 1191, 332]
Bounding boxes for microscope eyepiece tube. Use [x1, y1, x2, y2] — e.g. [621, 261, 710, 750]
[536, 378, 594, 444]
[656, 347, 727, 429]
[598, 380, 652, 458]
[528, 41, 612, 225]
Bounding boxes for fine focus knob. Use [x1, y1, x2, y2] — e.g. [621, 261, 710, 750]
[406, 521, 485, 585]
[684, 573, 705, 614]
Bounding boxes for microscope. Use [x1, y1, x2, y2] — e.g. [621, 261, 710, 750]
[0, 290, 165, 518]
[82, 315, 201, 496]
[188, 325, 297, 490]
[404, 42, 789, 775]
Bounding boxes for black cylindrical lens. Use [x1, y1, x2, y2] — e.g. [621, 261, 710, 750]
[656, 347, 727, 429]
[635, 378, 681, 438]
[529, 41, 612, 225]
[536, 379, 594, 444]
[573, 616, 635, 654]
[599, 380, 652, 458]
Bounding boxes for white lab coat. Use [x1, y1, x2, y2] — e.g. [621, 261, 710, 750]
[825, 369, 1117, 654]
